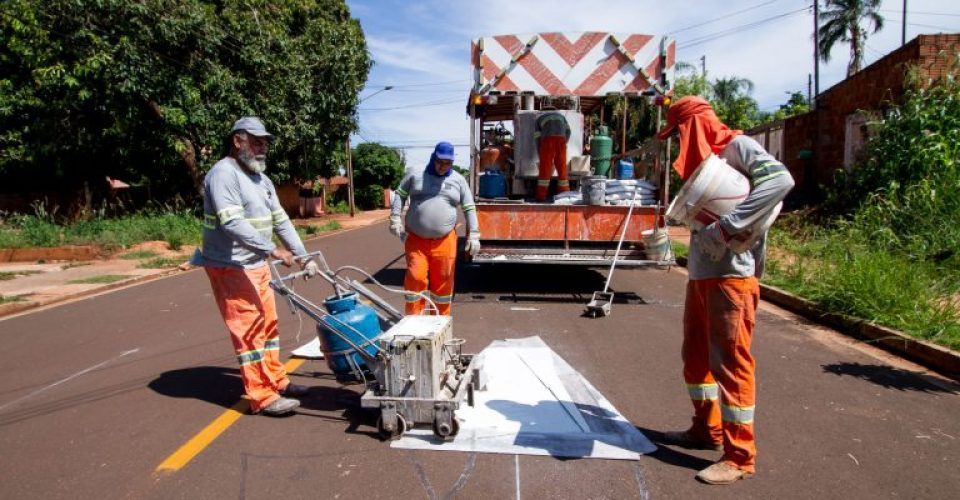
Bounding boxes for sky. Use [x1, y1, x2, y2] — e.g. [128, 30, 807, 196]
[344, 0, 960, 169]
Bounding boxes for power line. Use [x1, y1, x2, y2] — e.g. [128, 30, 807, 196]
[677, 7, 808, 50]
[668, 0, 787, 35]
[881, 9, 960, 18]
[884, 17, 960, 33]
[359, 97, 464, 112]
[364, 79, 471, 88]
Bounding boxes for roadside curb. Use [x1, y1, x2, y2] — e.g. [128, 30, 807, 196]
[675, 256, 960, 381]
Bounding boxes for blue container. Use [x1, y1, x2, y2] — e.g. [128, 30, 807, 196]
[316, 292, 382, 378]
[478, 170, 507, 198]
[616, 160, 635, 179]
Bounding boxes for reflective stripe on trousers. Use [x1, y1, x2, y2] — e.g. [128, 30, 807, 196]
[403, 230, 457, 315]
[205, 265, 291, 412]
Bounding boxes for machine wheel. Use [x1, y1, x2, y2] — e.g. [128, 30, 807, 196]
[377, 413, 407, 441]
[432, 417, 460, 441]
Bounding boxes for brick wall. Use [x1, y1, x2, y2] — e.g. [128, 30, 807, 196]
[781, 34, 959, 200]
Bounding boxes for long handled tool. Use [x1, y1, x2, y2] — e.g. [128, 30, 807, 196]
[585, 183, 641, 318]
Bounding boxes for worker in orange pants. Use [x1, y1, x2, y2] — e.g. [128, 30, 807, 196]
[390, 142, 481, 316]
[655, 96, 794, 484]
[534, 102, 571, 201]
[402, 230, 457, 315]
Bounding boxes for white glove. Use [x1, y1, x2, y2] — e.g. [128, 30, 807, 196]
[464, 234, 481, 258]
[698, 221, 730, 262]
[389, 215, 406, 241]
[301, 259, 320, 278]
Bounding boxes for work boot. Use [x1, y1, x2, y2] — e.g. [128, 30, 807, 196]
[281, 383, 312, 398]
[661, 430, 722, 451]
[696, 461, 754, 485]
[259, 397, 299, 416]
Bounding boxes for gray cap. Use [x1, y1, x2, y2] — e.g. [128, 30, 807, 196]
[231, 116, 273, 138]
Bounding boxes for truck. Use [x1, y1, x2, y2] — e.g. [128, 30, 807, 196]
[466, 32, 676, 266]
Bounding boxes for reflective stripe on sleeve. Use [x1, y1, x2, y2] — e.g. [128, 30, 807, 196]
[217, 206, 245, 224]
[721, 404, 755, 425]
[395, 188, 408, 198]
[264, 338, 280, 351]
[271, 209, 289, 225]
[750, 161, 789, 187]
[462, 203, 476, 213]
[687, 383, 719, 401]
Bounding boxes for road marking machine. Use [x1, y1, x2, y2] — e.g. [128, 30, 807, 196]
[268, 252, 484, 441]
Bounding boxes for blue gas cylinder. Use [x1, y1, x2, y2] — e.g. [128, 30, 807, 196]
[616, 160, 635, 179]
[316, 292, 382, 379]
[478, 170, 507, 198]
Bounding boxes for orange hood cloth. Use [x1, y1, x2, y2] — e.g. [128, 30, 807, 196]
[656, 96, 743, 181]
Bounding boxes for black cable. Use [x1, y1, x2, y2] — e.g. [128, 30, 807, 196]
[668, 0, 787, 35]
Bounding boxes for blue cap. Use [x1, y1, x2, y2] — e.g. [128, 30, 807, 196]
[231, 116, 273, 138]
[434, 141, 455, 161]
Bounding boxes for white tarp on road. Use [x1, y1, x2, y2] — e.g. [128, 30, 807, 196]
[391, 336, 656, 460]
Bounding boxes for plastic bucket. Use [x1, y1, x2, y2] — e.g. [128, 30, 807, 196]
[581, 175, 606, 205]
[666, 154, 750, 230]
[642, 229, 671, 261]
[616, 160, 634, 179]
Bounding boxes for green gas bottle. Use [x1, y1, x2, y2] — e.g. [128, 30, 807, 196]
[590, 125, 613, 177]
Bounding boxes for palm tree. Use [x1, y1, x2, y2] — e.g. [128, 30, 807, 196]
[818, 0, 885, 77]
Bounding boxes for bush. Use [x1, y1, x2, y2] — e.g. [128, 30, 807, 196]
[355, 185, 384, 210]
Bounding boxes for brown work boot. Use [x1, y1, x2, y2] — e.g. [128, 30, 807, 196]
[661, 430, 722, 451]
[696, 461, 754, 485]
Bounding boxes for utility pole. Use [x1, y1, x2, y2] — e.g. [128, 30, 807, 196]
[808, 73, 813, 106]
[813, 0, 820, 102]
[700, 55, 706, 77]
[902, 0, 908, 45]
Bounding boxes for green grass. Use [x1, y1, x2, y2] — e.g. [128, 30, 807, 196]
[68, 274, 130, 285]
[0, 294, 25, 304]
[765, 218, 960, 351]
[305, 220, 341, 234]
[137, 256, 186, 269]
[119, 250, 160, 260]
[0, 210, 201, 250]
[0, 270, 42, 280]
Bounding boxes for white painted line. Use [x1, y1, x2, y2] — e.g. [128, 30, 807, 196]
[514, 454, 521, 500]
[509, 307, 540, 311]
[0, 348, 140, 412]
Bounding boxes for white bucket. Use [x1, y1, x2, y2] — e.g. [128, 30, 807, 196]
[666, 154, 750, 230]
[642, 229, 671, 261]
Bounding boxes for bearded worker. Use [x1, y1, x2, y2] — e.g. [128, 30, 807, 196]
[192, 116, 319, 417]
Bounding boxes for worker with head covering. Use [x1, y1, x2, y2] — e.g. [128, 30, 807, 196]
[656, 96, 794, 484]
[192, 116, 319, 417]
[389, 142, 481, 315]
[534, 99, 572, 201]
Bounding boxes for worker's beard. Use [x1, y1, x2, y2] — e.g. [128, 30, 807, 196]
[237, 150, 267, 174]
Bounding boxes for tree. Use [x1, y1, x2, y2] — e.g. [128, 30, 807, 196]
[0, 0, 370, 205]
[351, 142, 404, 209]
[710, 77, 759, 130]
[772, 91, 811, 120]
[818, 0, 884, 77]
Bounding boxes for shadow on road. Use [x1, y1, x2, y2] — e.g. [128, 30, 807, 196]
[821, 363, 959, 394]
[635, 426, 716, 472]
[148, 366, 245, 409]
[454, 263, 646, 305]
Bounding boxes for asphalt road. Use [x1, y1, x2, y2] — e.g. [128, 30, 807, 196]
[1, 222, 958, 499]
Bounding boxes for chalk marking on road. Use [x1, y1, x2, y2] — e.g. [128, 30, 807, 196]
[514, 454, 521, 500]
[0, 348, 140, 413]
[155, 358, 305, 474]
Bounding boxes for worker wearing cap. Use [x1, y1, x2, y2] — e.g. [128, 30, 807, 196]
[656, 96, 794, 484]
[389, 142, 480, 315]
[191, 116, 320, 417]
[534, 102, 571, 201]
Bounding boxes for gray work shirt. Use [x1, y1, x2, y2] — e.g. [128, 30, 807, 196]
[391, 169, 480, 239]
[192, 157, 307, 269]
[688, 135, 795, 280]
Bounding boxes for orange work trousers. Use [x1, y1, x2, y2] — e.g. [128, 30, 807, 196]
[404, 230, 457, 315]
[535, 136, 569, 201]
[205, 265, 290, 413]
[682, 276, 759, 472]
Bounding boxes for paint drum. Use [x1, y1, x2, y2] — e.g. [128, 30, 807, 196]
[642, 229, 671, 261]
[666, 154, 750, 230]
[581, 175, 606, 205]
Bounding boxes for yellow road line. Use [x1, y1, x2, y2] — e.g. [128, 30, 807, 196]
[155, 358, 306, 474]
